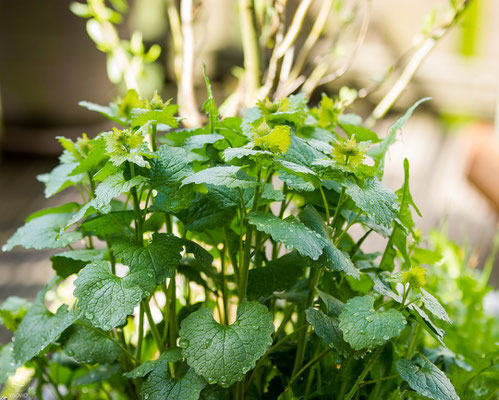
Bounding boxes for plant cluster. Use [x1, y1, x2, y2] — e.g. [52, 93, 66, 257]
[0, 77, 476, 400]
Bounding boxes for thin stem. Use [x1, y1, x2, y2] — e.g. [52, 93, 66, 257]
[165, 0, 183, 84]
[135, 302, 145, 361]
[359, 374, 399, 387]
[143, 299, 165, 352]
[35, 358, 64, 400]
[162, 281, 171, 342]
[287, 348, 331, 388]
[319, 185, 331, 223]
[344, 346, 383, 400]
[168, 273, 177, 348]
[406, 323, 421, 359]
[331, 187, 346, 231]
[291, 267, 322, 378]
[239, 0, 261, 102]
[150, 123, 158, 152]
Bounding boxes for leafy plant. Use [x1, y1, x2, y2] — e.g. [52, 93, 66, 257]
[1, 79, 473, 400]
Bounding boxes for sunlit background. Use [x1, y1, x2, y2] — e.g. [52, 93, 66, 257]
[1, 0, 498, 342]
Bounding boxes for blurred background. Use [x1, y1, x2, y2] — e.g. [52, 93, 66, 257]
[1, 0, 498, 336]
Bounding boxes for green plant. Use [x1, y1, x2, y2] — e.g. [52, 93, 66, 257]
[0, 79, 473, 400]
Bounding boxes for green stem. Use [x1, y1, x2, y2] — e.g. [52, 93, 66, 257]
[129, 163, 143, 242]
[220, 244, 230, 325]
[168, 274, 177, 348]
[143, 300, 165, 352]
[291, 267, 322, 378]
[287, 348, 331, 388]
[162, 281, 170, 342]
[135, 302, 145, 361]
[360, 374, 399, 387]
[319, 185, 330, 223]
[35, 358, 64, 400]
[331, 187, 346, 231]
[406, 323, 421, 359]
[344, 346, 384, 400]
[151, 123, 158, 152]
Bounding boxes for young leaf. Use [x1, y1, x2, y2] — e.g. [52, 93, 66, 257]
[130, 106, 179, 127]
[368, 98, 430, 176]
[74, 261, 154, 331]
[343, 177, 398, 228]
[51, 249, 107, 278]
[182, 166, 257, 189]
[396, 355, 459, 400]
[112, 233, 184, 284]
[179, 301, 274, 387]
[12, 287, 77, 365]
[247, 212, 328, 260]
[0, 297, 31, 332]
[338, 295, 406, 350]
[37, 162, 82, 198]
[94, 171, 148, 207]
[61, 324, 122, 364]
[2, 213, 83, 251]
[420, 288, 451, 323]
[202, 65, 219, 133]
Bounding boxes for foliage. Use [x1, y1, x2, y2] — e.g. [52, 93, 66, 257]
[3, 81, 491, 400]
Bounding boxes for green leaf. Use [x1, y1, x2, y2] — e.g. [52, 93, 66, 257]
[37, 162, 83, 198]
[94, 171, 148, 208]
[0, 344, 18, 385]
[202, 65, 219, 133]
[343, 177, 398, 228]
[306, 308, 352, 358]
[79, 100, 126, 124]
[278, 170, 315, 191]
[299, 205, 359, 277]
[181, 133, 225, 151]
[368, 98, 430, 176]
[420, 289, 451, 323]
[338, 295, 406, 350]
[112, 233, 184, 283]
[339, 123, 380, 143]
[51, 249, 107, 278]
[79, 211, 135, 236]
[130, 106, 179, 127]
[182, 166, 257, 189]
[141, 361, 206, 400]
[179, 301, 274, 387]
[24, 202, 80, 222]
[61, 324, 121, 364]
[247, 252, 305, 299]
[124, 348, 182, 379]
[223, 147, 271, 162]
[13, 287, 77, 365]
[73, 364, 121, 386]
[74, 261, 153, 331]
[177, 194, 234, 231]
[2, 213, 83, 251]
[0, 297, 31, 332]
[247, 212, 327, 260]
[396, 355, 459, 400]
[408, 304, 445, 346]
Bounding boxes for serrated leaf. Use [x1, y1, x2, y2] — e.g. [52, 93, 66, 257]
[130, 106, 179, 127]
[370, 274, 403, 303]
[254, 125, 291, 154]
[396, 355, 459, 400]
[24, 202, 80, 222]
[37, 162, 83, 198]
[79, 101, 126, 125]
[51, 249, 107, 278]
[79, 211, 135, 236]
[0, 344, 17, 385]
[247, 212, 327, 260]
[112, 233, 184, 283]
[61, 324, 121, 364]
[74, 261, 153, 331]
[278, 170, 315, 191]
[151, 145, 193, 186]
[12, 287, 77, 365]
[368, 98, 430, 176]
[316, 289, 344, 317]
[223, 147, 272, 162]
[177, 193, 234, 231]
[420, 288, 451, 323]
[124, 348, 182, 379]
[306, 308, 352, 358]
[141, 361, 206, 400]
[182, 166, 257, 189]
[338, 295, 406, 350]
[339, 123, 380, 143]
[408, 304, 445, 346]
[0, 297, 31, 332]
[181, 133, 225, 151]
[343, 177, 398, 228]
[3, 213, 83, 251]
[202, 65, 219, 133]
[179, 301, 274, 387]
[299, 205, 359, 277]
[247, 252, 304, 299]
[94, 171, 148, 208]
